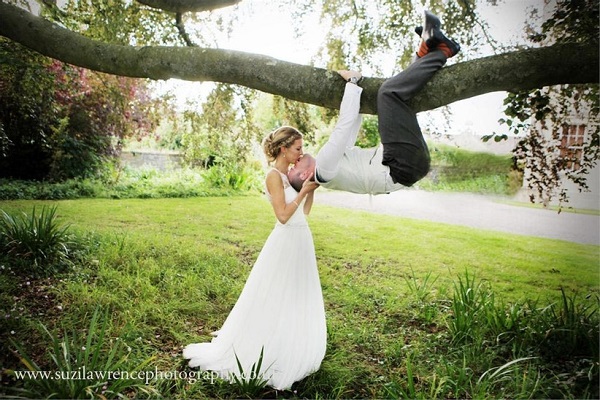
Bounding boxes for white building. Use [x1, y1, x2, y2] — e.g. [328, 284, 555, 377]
[513, 0, 599, 211]
[515, 106, 600, 210]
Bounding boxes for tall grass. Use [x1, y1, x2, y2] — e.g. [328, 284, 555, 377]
[448, 272, 599, 360]
[382, 272, 599, 399]
[0, 206, 82, 276]
[9, 307, 157, 399]
[231, 347, 270, 397]
[448, 271, 493, 344]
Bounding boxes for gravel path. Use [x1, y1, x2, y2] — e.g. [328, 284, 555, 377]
[314, 189, 600, 245]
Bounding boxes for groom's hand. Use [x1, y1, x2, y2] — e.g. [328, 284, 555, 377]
[337, 70, 362, 82]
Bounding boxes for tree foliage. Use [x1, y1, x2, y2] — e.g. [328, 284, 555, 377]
[0, 39, 160, 180]
[181, 83, 259, 167]
[0, 39, 55, 179]
[296, 0, 492, 74]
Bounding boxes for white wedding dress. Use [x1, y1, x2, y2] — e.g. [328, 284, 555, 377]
[183, 170, 326, 390]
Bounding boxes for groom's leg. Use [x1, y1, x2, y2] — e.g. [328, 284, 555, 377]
[377, 49, 447, 186]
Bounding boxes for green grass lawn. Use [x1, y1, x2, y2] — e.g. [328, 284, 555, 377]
[1, 196, 598, 399]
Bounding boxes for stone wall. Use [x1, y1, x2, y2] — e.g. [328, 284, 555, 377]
[120, 150, 182, 171]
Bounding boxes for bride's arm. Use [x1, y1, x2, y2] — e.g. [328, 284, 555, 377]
[300, 172, 318, 215]
[266, 170, 310, 224]
[303, 190, 315, 215]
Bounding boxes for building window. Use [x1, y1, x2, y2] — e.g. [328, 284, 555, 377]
[560, 123, 587, 171]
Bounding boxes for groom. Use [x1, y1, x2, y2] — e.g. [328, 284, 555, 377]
[288, 11, 460, 195]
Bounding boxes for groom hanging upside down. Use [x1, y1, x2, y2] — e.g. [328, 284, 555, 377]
[287, 11, 460, 195]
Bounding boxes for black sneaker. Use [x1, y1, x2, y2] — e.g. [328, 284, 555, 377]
[421, 11, 441, 47]
[433, 31, 461, 57]
[422, 10, 461, 57]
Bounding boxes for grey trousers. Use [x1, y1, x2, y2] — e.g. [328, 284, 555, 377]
[377, 49, 447, 186]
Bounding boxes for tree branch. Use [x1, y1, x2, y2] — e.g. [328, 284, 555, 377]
[0, 1, 598, 114]
[135, 0, 241, 13]
[175, 12, 197, 47]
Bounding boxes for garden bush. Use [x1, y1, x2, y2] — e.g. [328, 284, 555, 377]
[420, 144, 522, 195]
[0, 164, 263, 201]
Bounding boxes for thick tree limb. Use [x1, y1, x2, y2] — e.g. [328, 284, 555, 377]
[1, 1, 598, 114]
[135, 0, 241, 13]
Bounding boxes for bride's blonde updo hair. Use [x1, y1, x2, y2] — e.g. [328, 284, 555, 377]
[262, 126, 303, 163]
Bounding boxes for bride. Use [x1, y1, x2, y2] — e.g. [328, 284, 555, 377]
[183, 126, 325, 391]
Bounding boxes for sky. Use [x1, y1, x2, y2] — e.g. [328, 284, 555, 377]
[156, 0, 546, 138]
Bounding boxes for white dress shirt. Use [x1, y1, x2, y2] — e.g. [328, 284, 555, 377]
[315, 83, 404, 195]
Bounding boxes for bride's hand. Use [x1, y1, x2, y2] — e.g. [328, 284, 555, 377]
[301, 172, 319, 193]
